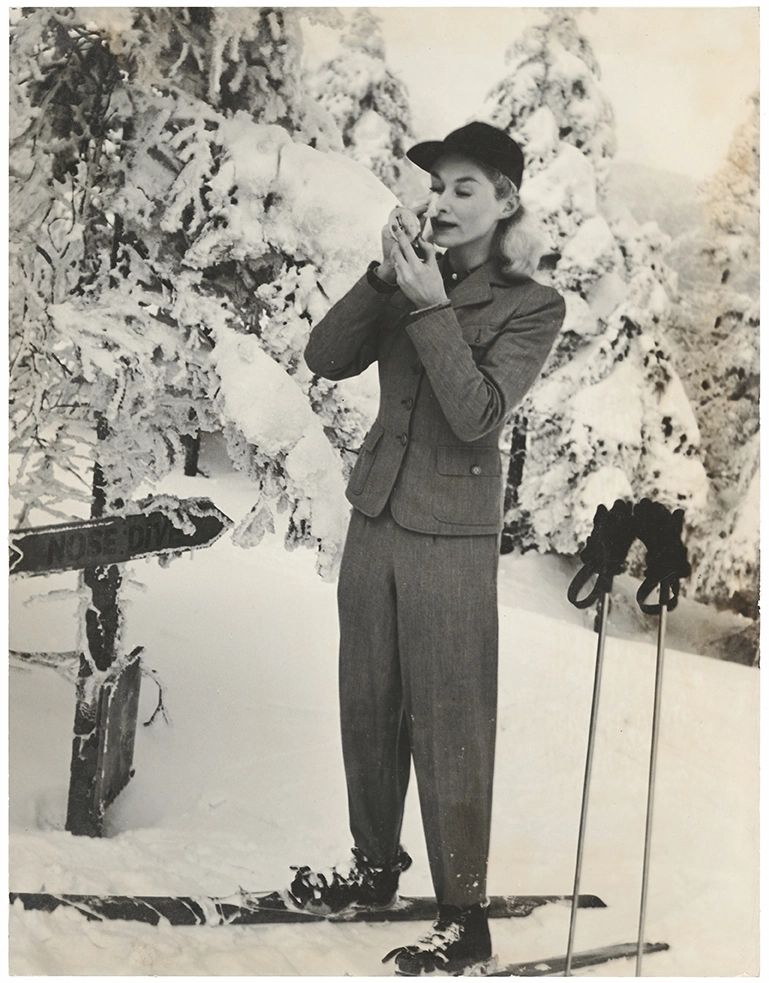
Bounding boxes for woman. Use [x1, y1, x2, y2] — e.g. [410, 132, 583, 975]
[290, 122, 566, 976]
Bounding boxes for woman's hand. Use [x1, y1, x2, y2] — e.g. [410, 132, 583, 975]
[391, 225, 448, 309]
[378, 223, 399, 284]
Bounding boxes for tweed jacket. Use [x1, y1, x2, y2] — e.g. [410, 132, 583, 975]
[304, 259, 566, 536]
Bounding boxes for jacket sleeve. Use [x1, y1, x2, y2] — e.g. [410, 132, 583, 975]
[405, 283, 566, 442]
[304, 271, 394, 381]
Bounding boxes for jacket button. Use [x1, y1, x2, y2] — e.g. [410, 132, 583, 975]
[412, 360, 422, 374]
[402, 397, 414, 410]
[471, 465, 482, 475]
[398, 433, 408, 446]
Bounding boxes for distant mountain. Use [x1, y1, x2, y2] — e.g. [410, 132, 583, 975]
[607, 161, 706, 238]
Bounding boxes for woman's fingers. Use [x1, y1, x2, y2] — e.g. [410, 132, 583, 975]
[392, 239, 413, 271]
[390, 222, 411, 249]
[392, 225, 422, 267]
[393, 247, 412, 282]
[419, 238, 438, 264]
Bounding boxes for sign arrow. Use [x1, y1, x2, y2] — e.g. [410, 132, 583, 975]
[9, 498, 233, 577]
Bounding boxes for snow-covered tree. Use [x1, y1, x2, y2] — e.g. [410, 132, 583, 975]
[8, 9, 217, 524]
[485, 10, 617, 191]
[10, 6, 393, 580]
[480, 9, 709, 573]
[307, 10, 421, 202]
[665, 92, 759, 616]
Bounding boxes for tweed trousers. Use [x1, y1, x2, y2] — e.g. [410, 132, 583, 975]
[338, 503, 499, 907]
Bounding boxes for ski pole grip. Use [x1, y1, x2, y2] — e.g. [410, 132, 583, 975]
[636, 575, 679, 615]
[633, 499, 690, 615]
[568, 565, 609, 609]
[568, 499, 635, 610]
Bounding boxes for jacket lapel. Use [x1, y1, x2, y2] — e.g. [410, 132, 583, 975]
[448, 259, 511, 310]
[448, 275, 494, 310]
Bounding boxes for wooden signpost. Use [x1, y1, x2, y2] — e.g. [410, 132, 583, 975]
[66, 647, 144, 837]
[10, 501, 232, 577]
[10, 496, 232, 836]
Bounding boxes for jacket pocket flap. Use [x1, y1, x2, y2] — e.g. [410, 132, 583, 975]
[361, 421, 385, 452]
[461, 322, 496, 347]
[437, 445, 501, 476]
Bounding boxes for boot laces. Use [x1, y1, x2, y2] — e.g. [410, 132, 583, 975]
[421, 914, 463, 947]
[290, 854, 366, 899]
[383, 913, 466, 967]
[415, 919, 463, 959]
[289, 847, 410, 910]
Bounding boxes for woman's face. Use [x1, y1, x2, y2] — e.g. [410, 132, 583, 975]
[426, 153, 517, 251]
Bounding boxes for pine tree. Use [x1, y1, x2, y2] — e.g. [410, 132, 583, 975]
[9, 9, 217, 525]
[485, 9, 616, 190]
[665, 93, 759, 616]
[307, 9, 420, 201]
[481, 9, 709, 571]
[10, 7, 394, 579]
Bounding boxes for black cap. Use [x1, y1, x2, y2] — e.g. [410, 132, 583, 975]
[407, 122, 525, 189]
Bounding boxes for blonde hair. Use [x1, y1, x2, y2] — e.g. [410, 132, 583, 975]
[478, 163, 544, 280]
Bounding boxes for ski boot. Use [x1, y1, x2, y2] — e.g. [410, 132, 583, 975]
[383, 901, 495, 976]
[287, 845, 412, 915]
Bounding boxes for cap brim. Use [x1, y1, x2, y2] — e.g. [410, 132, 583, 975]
[407, 137, 523, 188]
[405, 141, 445, 173]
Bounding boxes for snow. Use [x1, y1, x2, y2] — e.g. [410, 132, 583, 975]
[350, 109, 396, 171]
[730, 453, 759, 547]
[585, 271, 628, 322]
[521, 144, 598, 233]
[575, 468, 635, 523]
[214, 327, 319, 458]
[211, 325, 349, 578]
[561, 292, 599, 337]
[559, 216, 621, 284]
[518, 107, 560, 176]
[571, 361, 643, 444]
[182, 113, 395, 303]
[8, 448, 758, 975]
[306, 14, 421, 205]
[269, 139, 395, 301]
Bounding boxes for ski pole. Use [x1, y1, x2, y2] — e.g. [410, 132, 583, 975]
[565, 500, 636, 976]
[636, 578, 669, 976]
[633, 499, 691, 977]
[565, 589, 608, 977]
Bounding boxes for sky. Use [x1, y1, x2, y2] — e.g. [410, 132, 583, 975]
[304, 6, 759, 181]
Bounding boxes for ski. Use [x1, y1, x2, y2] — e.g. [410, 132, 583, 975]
[9, 891, 605, 927]
[490, 940, 670, 976]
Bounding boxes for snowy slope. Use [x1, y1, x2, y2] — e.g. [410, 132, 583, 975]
[9, 451, 758, 975]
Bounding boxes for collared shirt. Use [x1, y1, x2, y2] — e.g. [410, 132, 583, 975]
[440, 253, 485, 293]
